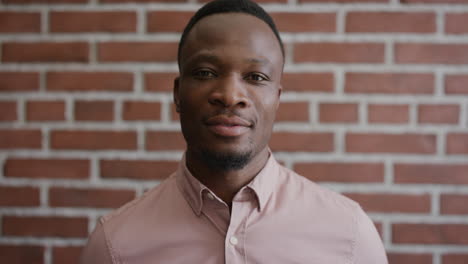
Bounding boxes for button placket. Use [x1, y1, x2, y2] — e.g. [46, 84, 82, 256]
[229, 236, 238, 245]
[225, 205, 242, 264]
[225, 191, 254, 264]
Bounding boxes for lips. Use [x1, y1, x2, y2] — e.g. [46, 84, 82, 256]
[205, 115, 252, 137]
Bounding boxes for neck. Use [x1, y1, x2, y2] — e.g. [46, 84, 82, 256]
[185, 148, 269, 207]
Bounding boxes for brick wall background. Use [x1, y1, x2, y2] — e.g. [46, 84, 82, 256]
[1, 0, 468, 263]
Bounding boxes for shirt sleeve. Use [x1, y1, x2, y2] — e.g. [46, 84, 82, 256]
[352, 207, 388, 264]
[80, 221, 114, 264]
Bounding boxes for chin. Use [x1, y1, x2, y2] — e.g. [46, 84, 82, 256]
[199, 147, 253, 171]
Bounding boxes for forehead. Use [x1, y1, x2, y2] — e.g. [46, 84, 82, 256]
[180, 13, 283, 67]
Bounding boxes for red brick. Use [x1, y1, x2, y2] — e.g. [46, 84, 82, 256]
[394, 163, 468, 185]
[392, 223, 468, 244]
[0, 101, 17, 121]
[98, 42, 177, 62]
[0, 12, 41, 33]
[3, 216, 88, 238]
[282, 73, 334, 92]
[446, 133, 468, 154]
[442, 254, 468, 264]
[52, 246, 82, 264]
[319, 103, 358, 123]
[446, 13, 468, 34]
[51, 130, 137, 150]
[4, 158, 89, 179]
[26, 100, 65, 121]
[49, 187, 135, 208]
[50, 11, 136, 33]
[346, 133, 436, 154]
[441, 194, 468, 215]
[271, 12, 335, 33]
[0, 186, 40, 207]
[0, 129, 41, 149]
[345, 73, 434, 94]
[387, 253, 433, 264]
[368, 104, 409, 124]
[374, 222, 383, 238]
[2, 42, 89, 63]
[294, 162, 384, 183]
[418, 104, 459, 124]
[146, 131, 186, 150]
[277, 102, 309, 122]
[0, 245, 44, 264]
[402, 0, 468, 3]
[100, 160, 178, 180]
[47, 72, 133, 92]
[270, 132, 334, 152]
[75, 100, 114, 121]
[396, 43, 468, 64]
[346, 12, 435, 33]
[145, 72, 178, 92]
[294, 42, 384, 63]
[4, 0, 86, 3]
[344, 193, 431, 213]
[123, 101, 161, 121]
[300, 0, 387, 2]
[147, 11, 194, 32]
[445, 75, 468, 94]
[0, 72, 39, 92]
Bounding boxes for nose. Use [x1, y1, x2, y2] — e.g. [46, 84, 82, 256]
[208, 75, 249, 108]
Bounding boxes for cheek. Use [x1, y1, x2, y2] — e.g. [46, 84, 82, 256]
[179, 90, 202, 112]
[178, 82, 211, 111]
[255, 104, 278, 136]
[257, 94, 279, 118]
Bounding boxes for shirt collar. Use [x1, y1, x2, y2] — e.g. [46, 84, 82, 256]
[175, 151, 280, 216]
[175, 154, 207, 216]
[244, 152, 280, 212]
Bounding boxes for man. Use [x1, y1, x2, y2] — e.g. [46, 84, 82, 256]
[80, 0, 388, 263]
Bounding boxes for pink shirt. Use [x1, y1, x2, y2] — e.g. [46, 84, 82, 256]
[80, 154, 388, 264]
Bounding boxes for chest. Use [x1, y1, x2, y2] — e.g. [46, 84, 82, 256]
[118, 204, 354, 264]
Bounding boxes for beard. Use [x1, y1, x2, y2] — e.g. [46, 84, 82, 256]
[199, 148, 253, 171]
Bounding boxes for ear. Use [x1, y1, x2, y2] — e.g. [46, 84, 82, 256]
[276, 84, 282, 110]
[173, 77, 181, 113]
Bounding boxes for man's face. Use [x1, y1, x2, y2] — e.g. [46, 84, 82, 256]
[175, 13, 283, 169]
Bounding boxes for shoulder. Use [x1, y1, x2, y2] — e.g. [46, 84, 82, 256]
[278, 166, 388, 263]
[278, 165, 361, 214]
[101, 173, 178, 225]
[80, 173, 180, 263]
[277, 165, 388, 262]
[351, 200, 388, 263]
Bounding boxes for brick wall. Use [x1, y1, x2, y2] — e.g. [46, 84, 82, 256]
[1, 0, 468, 263]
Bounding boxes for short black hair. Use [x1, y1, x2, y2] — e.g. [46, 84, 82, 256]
[177, 0, 284, 66]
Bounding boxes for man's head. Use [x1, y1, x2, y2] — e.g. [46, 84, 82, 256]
[174, 0, 283, 171]
[177, 0, 284, 67]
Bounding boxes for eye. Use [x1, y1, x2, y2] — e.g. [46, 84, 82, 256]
[193, 69, 217, 79]
[245, 73, 269, 82]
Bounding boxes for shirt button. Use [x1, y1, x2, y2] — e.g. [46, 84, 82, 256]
[229, 236, 238, 246]
[206, 193, 215, 200]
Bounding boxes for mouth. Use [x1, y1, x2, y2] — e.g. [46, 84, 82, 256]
[205, 115, 252, 137]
